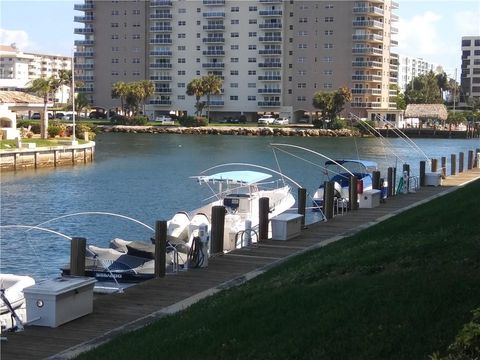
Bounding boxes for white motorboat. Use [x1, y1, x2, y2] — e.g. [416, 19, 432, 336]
[0, 274, 35, 332]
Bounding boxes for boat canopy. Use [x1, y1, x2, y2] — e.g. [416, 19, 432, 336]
[195, 171, 272, 185]
[325, 159, 378, 172]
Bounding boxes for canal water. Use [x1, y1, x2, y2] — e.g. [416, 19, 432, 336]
[1, 133, 478, 281]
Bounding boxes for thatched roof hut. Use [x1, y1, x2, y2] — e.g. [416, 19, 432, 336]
[404, 104, 448, 121]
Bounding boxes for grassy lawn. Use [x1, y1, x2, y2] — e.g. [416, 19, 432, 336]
[0, 138, 87, 150]
[77, 181, 480, 360]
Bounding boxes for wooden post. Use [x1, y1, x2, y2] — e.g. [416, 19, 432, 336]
[372, 170, 381, 190]
[54, 150, 58, 167]
[441, 157, 446, 179]
[258, 197, 270, 241]
[467, 150, 473, 170]
[297, 188, 306, 228]
[393, 167, 397, 195]
[34, 152, 38, 169]
[459, 152, 464, 173]
[70, 237, 86, 276]
[210, 206, 225, 254]
[154, 220, 167, 278]
[72, 149, 75, 165]
[387, 167, 393, 197]
[324, 181, 335, 220]
[348, 176, 358, 211]
[419, 161, 426, 187]
[431, 158, 438, 173]
[84, 148, 87, 164]
[451, 154, 456, 175]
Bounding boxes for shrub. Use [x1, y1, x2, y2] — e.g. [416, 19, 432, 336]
[127, 115, 148, 126]
[329, 117, 347, 130]
[75, 123, 97, 140]
[47, 124, 61, 138]
[110, 114, 128, 125]
[178, 115, 207, 127]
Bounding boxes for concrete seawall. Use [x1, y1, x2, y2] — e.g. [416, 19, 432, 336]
[0, 141, 95, 171]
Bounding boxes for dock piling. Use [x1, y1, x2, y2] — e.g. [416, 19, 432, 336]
[419, 161, 426, 187]
[324, 181, 335, 220]
[372, 171, 381, 190]
[70, 237, 86, 276]
[348, 176, 358, 211]
[459, 152, 464, 173]
[259, 197, 270, 241]
[297, 188, 307, 228]
[467, 150, 473, 170]
[431, 159, 438, 173]
[211, 206, 225, 254]
[154, 220, 167, 277]
[441, 157, 446, 178]
[451, 154, 457, 175]
[387, 167, 393, 197]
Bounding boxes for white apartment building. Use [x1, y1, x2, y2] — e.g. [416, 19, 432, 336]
[74, 0, 400, 121]
[461, 36, 480, 103]
[0, 44, 72, 104]
[397, 54, 438, 92]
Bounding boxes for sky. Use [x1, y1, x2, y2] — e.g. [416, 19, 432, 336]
[0, 0, 479, 78]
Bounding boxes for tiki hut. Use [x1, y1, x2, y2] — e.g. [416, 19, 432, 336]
[404, 104, 448, 125]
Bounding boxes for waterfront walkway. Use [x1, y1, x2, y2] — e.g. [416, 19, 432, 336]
[2, 168, 480, 360]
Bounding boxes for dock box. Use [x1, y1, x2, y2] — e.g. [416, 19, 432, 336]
[24, 276, 96, 327]
[359, 189, 381, 209]
[425, 172, 442, 186]
[271, 213, 303, 241]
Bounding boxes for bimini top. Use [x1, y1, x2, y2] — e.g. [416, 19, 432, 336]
[325, 159, 378, 172]
[195, 171, 272, 185]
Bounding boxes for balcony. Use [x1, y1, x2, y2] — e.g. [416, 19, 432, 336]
[258, 49, 282, 55]
[74, 51, 94, 58]
[203, 12, 225, 18]
[352, 34, 383, 43]
[258, 10, 282, 16]
[258, 62, 282, 68]
[391, 26, 398, 34]
[258, 75, 281, 81]
[149, 99, 172, 105]
[74, 39, 94, 46]
[150, 38, 173, 44]
[74, 28, 94, 34]
[351, 75, 382, 82]
[150, 75, 172, 81]
[210, 100, 224, 106]
[150, 0, 172, 7]
[76, 63, 94, 70]
[74, 15, 95, 22]
[203, 0, 225, 5]
[352, 61, 383, 68]
[202, 63, 225, 69]
[352, 6, 384, 16]
[352, 20, 384, 29]
[259, 0, 283, 2]
[76, 75, 95, 81]
[150, 50, 173, 57]
[74, 3, 93, 11]
[203, 37, 225, 43]
[150, 63, 173, 69]
[150, 26, 173, 32]
[352, 47, 383, 55]
[258, 101, 281, 107]
[351, 88, 382, 95]
[391, 14, 399, 22]
[203, 24, 225, 31]
[155, 88, 172, 94]
[258, 88, 281, 94]
[77, 87, 94, 93]
[390, 64, 398, 71]
[391, 1, 399, 9]
[150, 13, 172, 19]
[203, 50, 225, 56]
[391, 39, 398, 46]
[259, 23, 282, 29]
[259, 36, 282, 42]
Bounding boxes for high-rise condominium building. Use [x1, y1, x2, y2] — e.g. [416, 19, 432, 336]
[397, 55, 438, 92]
[74, 0, 399, 121]
[0, 44, 72, 103]
[461, 36, 480, 103]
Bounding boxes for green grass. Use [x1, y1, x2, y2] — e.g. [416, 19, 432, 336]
[0, 138, 87, 149]
[77, 180, 480, 360]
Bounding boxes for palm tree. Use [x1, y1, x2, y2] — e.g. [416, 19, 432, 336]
[139, 80, 155, 116]
[111, 82, 128, 115]
[201, 74, 223, 122]
[75, 93, 90, 118]
[186, 78, 205, 116]
[27, 76, 61, 138]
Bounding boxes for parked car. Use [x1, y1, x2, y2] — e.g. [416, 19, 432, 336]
[298, 117, 310, 124]
[273, 117, 289, 125]
[258, 114, 275, 125]
[89, 111, 107, 119]
[55, 112, 65, 120]
[31, 113, 41, 120]
[155, 115, 173, 123]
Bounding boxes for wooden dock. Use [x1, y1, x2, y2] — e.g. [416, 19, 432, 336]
[2, 168, 480, 360]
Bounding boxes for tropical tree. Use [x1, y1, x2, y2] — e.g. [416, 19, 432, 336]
[111, 81, 129, 115]
[390, 84, 406, 110]
[139, 80, 155, 115]
[186, 78, 205, 115]
[404, 71, 443, 104]
[446, 111, 466, 131]
[75, 93, 90, 117]
[312, 86, 352, 126]
[201, 74, 223, 122]
[27, 76, 61, 138]
[435, 71, 449, 99]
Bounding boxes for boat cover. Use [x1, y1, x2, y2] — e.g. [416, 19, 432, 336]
[325, 159, 378, 172]
[196, 171, 272, 185]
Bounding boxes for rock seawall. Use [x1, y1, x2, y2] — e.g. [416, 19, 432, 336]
[98, 125, 358, 137]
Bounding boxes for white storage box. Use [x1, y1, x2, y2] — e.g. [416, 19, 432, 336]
[425, 172, 442, 186]
[359, 189, 381, 209]
[24, 276, 96, 327]
[271, 213, 303, 241]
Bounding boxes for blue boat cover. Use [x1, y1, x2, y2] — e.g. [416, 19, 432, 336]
[325, 159, 378, 172]
[197, 171, 272, 185]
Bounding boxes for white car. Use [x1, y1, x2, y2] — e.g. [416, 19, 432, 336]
[273, 117, 289, 125]
[257, 114, 275, 125]
[155, 115, 173, 123]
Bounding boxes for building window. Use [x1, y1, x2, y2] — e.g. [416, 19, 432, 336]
[298, 31, 308, 36]
[231, 32, 239, 38]
[248, 83, 256, 88]
[133, 23, 141, 28]
[324, 43, 333, 49]
[325, 17, 334, 22]
[323, 83, 333, 89]
[178, 46, 186, 51]
[231, 70, 239, 75]
[248, 44, 257, 50]
[178, 34, 186, 38]
[325, 30, 333, 35]
[133, 34, 140, 39]
[248, 95, 256, 101]
[132, 9, 140, 15]
[297, 83, 306, 88]
[112, 58, 119, 63]
[231, 45, 239, 50]
[230, 83, 238, 88]
[248, 58, 256, 63]
[297, 96, 306, 101]
[231, 19, 239, 25]
[323, 69, 333, 75]
[230, 95, 238, 100]
[249, 6, 257, 11]
[111, 10, 119, 15]
[248, 70, 256, 75]
[133, 71, 140, 76]
[248, 32, 257, 37]
[231, 58, 239, 63]
[298, 70, 306, 75]
[132, 58, 140, 64]
[299, 17, 307, 23]
[111, 71, 119, 76]
[178, 58, 186, 63]
[111, 34, 119, 39]
[249, 19, 257, 24]
[178, 83, 185, 88]
[179, 8, 186, 13]
[178, 70, 186, 75]
[323, 56, 333, 63]
[325, 4, 334, 9]
[231, 6, 239, 12]
[178, 21, 186, 26]
[112, 46, 119, 52]
[111, 23, 119, 27]
[298, 44, 307, 49]
[178, 95, 185, 100]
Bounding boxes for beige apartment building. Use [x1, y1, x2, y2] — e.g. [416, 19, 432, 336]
[74, 0, 399, 121]
[461, 36, 480, 104]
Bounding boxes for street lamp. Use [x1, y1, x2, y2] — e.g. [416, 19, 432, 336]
[71, 48, 77, 144]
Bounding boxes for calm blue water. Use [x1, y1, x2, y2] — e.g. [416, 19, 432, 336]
[1, 133, 479, 281]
